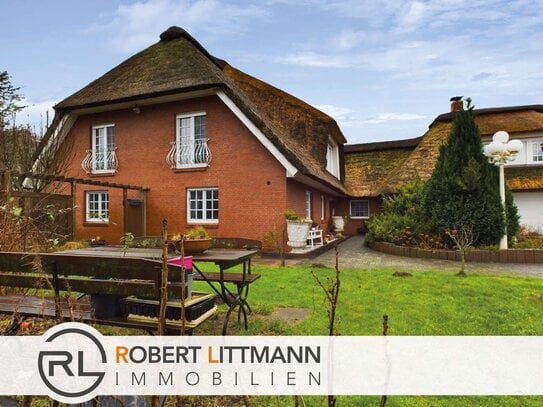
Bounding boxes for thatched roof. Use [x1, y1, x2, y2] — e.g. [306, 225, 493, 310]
[346, 105, 543, 196]
[344, 137, 421, 196]
[53, 26, 347, 193]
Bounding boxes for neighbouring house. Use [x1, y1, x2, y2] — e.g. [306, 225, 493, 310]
[38, 26, 349, 244]
[344, 100, 543, 232]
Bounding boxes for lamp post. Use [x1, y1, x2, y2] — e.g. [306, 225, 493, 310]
[483, 131, 523, 250]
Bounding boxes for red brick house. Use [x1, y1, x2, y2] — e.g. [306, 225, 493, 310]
[40, 27, 349, 244]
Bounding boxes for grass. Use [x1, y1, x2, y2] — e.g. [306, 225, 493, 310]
[5, 261, 543, 406]
[190, 262, 543, 406]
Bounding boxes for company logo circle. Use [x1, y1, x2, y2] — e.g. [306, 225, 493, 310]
[38, 323, 106, 402]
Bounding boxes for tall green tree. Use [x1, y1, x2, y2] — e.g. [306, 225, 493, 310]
[423, 98, 519, 246]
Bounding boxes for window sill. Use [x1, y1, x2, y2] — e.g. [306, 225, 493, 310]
[186, 223, 219, 229]
[87, 171, 117, 177]
[172, 166, 209, 173]
[84, 221, 110, 227]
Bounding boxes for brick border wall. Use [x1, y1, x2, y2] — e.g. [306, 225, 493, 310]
[368, 241, 543, 264]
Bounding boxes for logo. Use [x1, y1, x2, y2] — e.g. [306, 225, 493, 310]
[38, 323, 106, 403]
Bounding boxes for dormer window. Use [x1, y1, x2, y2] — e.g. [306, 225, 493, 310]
[326, 138, 340, 178]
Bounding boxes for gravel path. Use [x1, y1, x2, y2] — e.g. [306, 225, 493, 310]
[303, 236, 543, 278]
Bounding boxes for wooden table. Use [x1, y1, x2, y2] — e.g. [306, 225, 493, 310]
[190, 249, 260, 335]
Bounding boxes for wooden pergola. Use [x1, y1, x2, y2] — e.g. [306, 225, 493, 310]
[1, 171, 150, 239]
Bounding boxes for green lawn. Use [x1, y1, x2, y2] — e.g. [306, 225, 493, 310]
[189, 262, 543, 406]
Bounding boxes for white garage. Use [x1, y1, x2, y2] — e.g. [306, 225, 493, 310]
[513, 191, 543, 232]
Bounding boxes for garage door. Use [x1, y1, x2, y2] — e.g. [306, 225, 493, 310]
[512, 191, 543, 232]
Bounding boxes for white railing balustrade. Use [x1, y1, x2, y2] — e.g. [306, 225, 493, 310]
[166, 139, 212, 169]
[81, 149, 118, 174]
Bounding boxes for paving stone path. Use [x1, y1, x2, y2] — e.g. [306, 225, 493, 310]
[303, 236, 543, 278]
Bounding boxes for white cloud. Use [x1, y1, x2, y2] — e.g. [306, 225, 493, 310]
[363, 112, 426, 124]
[91, 0, 267, 53]
[277, 52, 351, 68]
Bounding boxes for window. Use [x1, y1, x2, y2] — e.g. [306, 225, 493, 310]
[305, 191, 312, 220]
[86, 191, 109, 222]
[350, 200, 369, 219]
[531, 141, 543, 163]
[175, 113, 211, 168]
[91, 124, 116, 173]
[187, 188, 218, 223]
[326, 139, 340, 178]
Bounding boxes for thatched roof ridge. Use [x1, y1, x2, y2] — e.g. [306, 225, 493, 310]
[56, 27, 226, 110]
[430, 105, 543, 134]
[345, 136, 422, 153]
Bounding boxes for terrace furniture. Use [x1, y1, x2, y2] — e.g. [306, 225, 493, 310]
[0, 252, 216, 335]
[190, 249, 260, 335]
[307, 227, 324, 248]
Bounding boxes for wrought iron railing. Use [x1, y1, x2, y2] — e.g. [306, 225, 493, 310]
[81, 149, 118, 174]
[166, 139, 211, 169]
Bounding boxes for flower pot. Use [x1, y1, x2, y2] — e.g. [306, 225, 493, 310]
[180, 238, 212, 254]
[332, 216, 345, 233]
[286, 220, 312, 248]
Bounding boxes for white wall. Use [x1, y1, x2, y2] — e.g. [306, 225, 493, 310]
[513, 191, 543, 232]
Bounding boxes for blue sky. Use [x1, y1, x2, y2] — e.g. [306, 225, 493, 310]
[2, 0, 543, 143]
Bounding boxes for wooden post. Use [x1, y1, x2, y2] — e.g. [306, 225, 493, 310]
[158, 219, 169, 336]
[123, 188, 128, 235]
[3, 171, 12, 199]
[141, 189, 147, 237]
[70, 181, 76, 241]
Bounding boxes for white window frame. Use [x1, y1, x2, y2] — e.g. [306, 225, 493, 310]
[86, 191, 109, 223]
[187, 188, 218, 224]
[350, 200, 370, 219]
[326, 138, 340, 178]
[91, 124, 116, 174]
[305, 191, 312, 220]
[529, 140, 543, 163]
[176, 112, 208, 168]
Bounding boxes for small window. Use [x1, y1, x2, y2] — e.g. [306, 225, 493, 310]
[305, 191, 312, 220]
[350, 200, 369, 219]
[326, 139, 340, 178]
[187, 188, 218, 224]
[86, 191, 109, 222]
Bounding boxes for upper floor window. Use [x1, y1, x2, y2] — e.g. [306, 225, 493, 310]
[326, 138, 340, 178]
[187, 188, 218, 224]
[86, 191, 109, 222]
[350, 200, 369, 219]
[167, 112, 211, 169]
[531, 141, 543, 163]
[82, 124, 118, 174]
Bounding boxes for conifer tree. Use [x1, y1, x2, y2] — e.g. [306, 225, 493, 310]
[423, 98, 519, 246]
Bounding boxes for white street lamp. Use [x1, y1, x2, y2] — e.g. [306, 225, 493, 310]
[483, 131, 523, 250]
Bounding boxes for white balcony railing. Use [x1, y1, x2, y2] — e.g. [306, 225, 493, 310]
[81, 149, 118, 174]
[166, 139, 212, 169]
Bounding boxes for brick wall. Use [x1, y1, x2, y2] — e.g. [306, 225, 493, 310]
[63, 95, 288, 243]
[332, 197, 382, 235]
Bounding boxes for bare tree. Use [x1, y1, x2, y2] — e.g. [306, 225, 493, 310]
[446, 224, 477, 276]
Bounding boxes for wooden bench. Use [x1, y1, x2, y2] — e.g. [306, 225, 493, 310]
[0, 251, 216, 335]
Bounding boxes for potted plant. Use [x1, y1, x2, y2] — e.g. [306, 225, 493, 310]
[332, 215, 345, 235]
[175, 226, 212, 254]
[284, 209, 312, 248]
